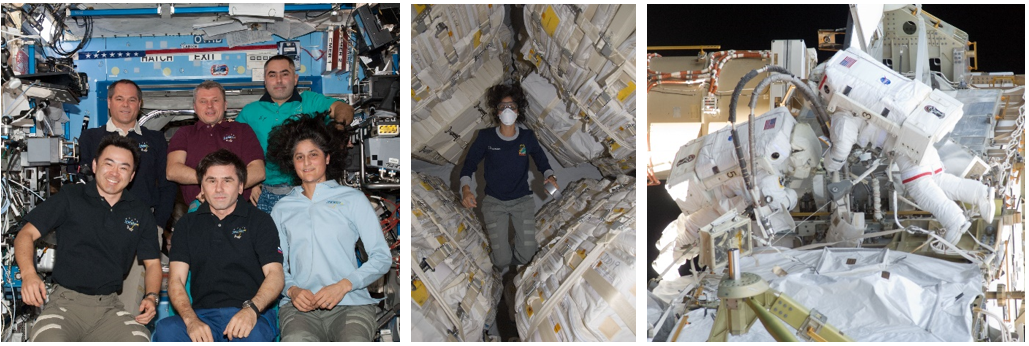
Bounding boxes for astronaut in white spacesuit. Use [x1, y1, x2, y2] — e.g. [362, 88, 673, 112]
[817, 48, 995, 245]
[654, 107, 821, 280]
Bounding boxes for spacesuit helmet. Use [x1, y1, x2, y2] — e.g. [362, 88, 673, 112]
[787, 122, 820, 179]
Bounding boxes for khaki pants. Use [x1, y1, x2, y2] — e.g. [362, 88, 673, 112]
[30, 285, 150, 342]
[278, 303, 377, 342]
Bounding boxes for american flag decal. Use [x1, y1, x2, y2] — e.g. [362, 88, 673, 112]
[764, 118, 777, 130]
[840, 56, 857, 68]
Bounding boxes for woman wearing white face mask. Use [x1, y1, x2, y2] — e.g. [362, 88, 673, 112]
[459, 82, 557, 275]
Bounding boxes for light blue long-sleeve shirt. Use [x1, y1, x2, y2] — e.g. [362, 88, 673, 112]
[271, 180, 392, 306]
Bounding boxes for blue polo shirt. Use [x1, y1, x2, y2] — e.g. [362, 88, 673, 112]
[237, 90, 338, 186]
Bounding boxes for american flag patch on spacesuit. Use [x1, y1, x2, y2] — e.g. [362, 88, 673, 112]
[840, 56, 857, 68]
[764, 118, 777, 130]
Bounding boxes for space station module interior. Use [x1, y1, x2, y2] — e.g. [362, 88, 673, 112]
[648, 5, 1024, 343]
[1, 3, 400, 342]
[410, 4, 637, 342]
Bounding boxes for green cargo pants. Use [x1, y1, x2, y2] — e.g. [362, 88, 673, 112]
[481, 195, 537, 269]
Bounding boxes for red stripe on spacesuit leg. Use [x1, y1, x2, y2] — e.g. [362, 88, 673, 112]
[902, 172, 933, 184]
[902, 168, 944, 184]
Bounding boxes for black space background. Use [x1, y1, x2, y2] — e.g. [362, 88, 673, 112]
[646, 4, 1025, 279]
[649, 4, 1024, 73]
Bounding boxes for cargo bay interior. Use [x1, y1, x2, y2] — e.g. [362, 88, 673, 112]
[410, 4, 637, 342]
[646, 4, 1024, 342]
[1, 3, 400, 342]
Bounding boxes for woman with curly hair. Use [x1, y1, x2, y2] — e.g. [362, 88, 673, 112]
[459, 82, 557, 275]
[265, 113, 391, 342]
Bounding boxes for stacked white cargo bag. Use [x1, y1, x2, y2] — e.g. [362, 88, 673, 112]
[513, 175, 637, 341]
[411, 4, 515, 165]
[411, 173, 503, 341]
[520, 4, 636, 176]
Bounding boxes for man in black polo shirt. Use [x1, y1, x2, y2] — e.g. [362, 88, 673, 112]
[152, 149, 284, 342]
[78, 79, 177, 310]
[14, 135, 161, 342]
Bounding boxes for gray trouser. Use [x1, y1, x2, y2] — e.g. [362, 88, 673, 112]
[481, 195, 537, 269]
[278, 303, 377, 342]
[31, 285, 151, 342]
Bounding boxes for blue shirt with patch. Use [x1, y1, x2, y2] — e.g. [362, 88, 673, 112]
[460, 126, 553, 201]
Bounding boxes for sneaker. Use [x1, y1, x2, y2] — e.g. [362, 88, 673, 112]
[979, 186, 996, 224]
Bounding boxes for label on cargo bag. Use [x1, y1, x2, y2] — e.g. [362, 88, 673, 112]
[540, 6, 560, 37]
[412, 279, 429, 306]
[616, 81, 635, 102]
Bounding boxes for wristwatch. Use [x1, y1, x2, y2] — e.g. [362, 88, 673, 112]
[143, 292, 159, 304]
[242, 299, 260, 316]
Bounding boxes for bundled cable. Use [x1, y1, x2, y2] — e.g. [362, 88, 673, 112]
[45, 4, 92, 58]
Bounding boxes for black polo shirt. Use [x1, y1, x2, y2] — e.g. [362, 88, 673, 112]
[24, 181, 160, 295]
[169, 200, 282, 310]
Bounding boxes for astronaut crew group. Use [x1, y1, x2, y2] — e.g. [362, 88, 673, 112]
[12, 55, 392, 342]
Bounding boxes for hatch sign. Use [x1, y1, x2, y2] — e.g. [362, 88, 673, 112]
[141, 55, 174, 63]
